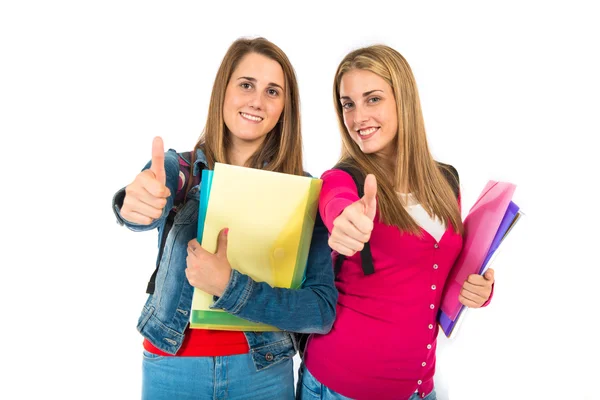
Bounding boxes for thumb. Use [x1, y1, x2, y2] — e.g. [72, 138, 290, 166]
[361, 174, 377, 220]
[216, 228, 229, 257]
[484, 268, 495, 282]
[150, 136, 166, 184]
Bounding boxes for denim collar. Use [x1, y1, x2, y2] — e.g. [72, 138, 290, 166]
[193, 148, 209, 176]
[192, 148, 273, 173]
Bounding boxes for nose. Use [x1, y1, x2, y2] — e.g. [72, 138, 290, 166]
[353, 106, 368, 129]
[247, 91, 264, 110]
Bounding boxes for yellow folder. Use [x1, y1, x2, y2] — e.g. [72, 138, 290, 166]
[190, 163, 322, 331]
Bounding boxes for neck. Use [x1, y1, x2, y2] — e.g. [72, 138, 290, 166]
[227, 137, 263, 167]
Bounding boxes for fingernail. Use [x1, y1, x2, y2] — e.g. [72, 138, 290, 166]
[224, 228, 229, 235]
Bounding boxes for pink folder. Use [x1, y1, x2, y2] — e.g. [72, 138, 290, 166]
[440, 181, 516, 320]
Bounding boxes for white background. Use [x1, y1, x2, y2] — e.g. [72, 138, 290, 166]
[1, 1, 598, 399]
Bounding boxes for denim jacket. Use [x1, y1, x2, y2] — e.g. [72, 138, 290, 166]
[112, 148, 337, 370]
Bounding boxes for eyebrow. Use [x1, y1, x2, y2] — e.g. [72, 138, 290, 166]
[237, 76, 284, 91]
[340, 89, 384, 101]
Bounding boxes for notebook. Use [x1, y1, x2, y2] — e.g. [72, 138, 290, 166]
[438, 181, 522, 337]
[190, 163, 322, 331]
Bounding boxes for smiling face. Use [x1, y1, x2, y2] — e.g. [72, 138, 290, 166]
[222, 52, 286, 151]
[339, 68, 398, 158]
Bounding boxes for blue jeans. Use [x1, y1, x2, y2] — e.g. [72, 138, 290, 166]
[142, 350, 294, 399]
[297, 363, 436, 400]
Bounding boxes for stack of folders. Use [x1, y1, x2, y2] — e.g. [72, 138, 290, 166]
[438, 181, 524, 338]
[189, 163, 322, 331]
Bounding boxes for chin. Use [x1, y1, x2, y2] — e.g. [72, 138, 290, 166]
[357, 144, 381, 155]
[232, 130, 268, 143]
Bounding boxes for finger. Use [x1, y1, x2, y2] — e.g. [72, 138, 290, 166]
[484, 269, 495, 282]
[187, 244, 196, 256]
[119, 210, 153, 225]
[459, 294, 480, 308]
[125, 201, 164, 221]
[150, 136, 166, 185]
[461, 281, 490, 296]
[184, 266, 197, 287]
[328, 237, 356, 257]
[333, 216, 371, 242]
[187, 238, 200, 254]
[135, 169, 170, 198]
[330, 234, 364, 253]
[340, 204, 373, 234]
[466, 273, 492, 287]
[361, 174, 378, 220]
[123, 189, 167, 221]
[140, 171, 171, 198]
[216, 228, 229, 257]
[350, 214, 374, 236]
[126, 184, 168, 210]
[460, 287, 486, 304]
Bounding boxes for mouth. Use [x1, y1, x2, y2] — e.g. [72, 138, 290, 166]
[356, 127, 379, 140]
[240, 112, 264, 123]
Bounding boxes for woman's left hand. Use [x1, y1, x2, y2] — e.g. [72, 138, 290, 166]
[186, 228, 232, 297]
[458, 268, 494, 308]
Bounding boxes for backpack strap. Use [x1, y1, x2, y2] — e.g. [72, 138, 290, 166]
[146, 211, 176, 294]
[146, 151, 196, 295]
[436, 162, 460, 198]
[332, 162, 375, 276]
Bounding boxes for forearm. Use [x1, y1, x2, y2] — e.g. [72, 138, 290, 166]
[319, 169, 359, 232]
[210, 214, 338, 333]
[210, 270, 336, 334]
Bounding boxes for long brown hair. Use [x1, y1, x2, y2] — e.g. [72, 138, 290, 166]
[333, 45, 463, 235]
[185, 37, 304, 196]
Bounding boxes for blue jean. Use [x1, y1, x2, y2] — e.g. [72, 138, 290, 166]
[297, 363, 436, 400]
[142, 350, 294, 399]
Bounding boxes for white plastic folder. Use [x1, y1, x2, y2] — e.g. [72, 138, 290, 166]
[190, 163, 322, 331]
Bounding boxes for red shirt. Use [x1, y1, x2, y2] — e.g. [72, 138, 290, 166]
[304, 169, 463, 400]
[143, 329, 248, 357]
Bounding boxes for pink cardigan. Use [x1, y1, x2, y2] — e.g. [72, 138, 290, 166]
[304, 169, 464, 400]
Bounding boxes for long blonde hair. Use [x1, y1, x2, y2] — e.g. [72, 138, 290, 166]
[333, 45, 463, 235]
[189, 37, 303, 181]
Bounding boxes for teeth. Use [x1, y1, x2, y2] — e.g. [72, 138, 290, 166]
[241, 112, 263, 122]
[358, 127, 377, 136]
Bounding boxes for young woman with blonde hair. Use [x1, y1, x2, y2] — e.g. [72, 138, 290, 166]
[298, 45, 494, 400]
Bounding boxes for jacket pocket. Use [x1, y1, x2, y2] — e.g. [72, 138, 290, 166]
[137, 305, 155, 332]
[250, 339, 296, 371]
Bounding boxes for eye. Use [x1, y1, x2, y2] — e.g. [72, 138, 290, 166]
[367, 96, 381, 104]
[267, 88, 280, 97]
[240, 82, 253, 90]
[342, 102, 354, 111]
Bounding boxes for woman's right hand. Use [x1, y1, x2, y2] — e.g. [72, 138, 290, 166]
[120, 136, 172, 225]
[328, 174, 377, 256]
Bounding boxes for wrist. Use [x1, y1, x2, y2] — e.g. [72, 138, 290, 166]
[214, 268, 233, 297]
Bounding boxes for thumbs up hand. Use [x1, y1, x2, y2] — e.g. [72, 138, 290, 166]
[328, 174, 378, 256]
[121, 136, 172, 225]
